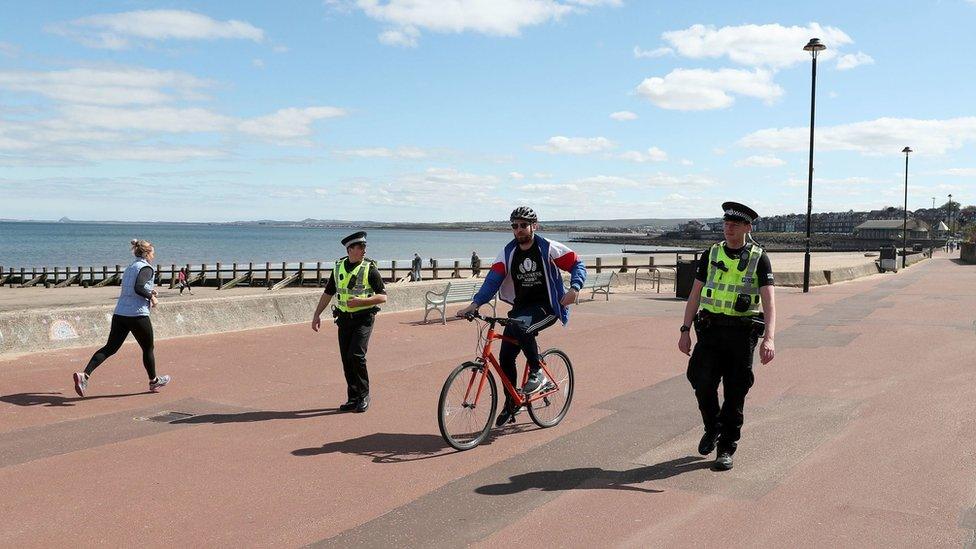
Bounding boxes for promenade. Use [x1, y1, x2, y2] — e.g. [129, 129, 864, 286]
[1, 253, 973, 547]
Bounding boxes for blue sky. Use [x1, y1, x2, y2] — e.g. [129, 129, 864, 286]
[1, 0, 974, 222]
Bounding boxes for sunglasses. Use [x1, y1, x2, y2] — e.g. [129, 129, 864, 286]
[511, 222, 531, 230]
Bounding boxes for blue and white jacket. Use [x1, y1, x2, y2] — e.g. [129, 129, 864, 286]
[473, 234, 587, 325]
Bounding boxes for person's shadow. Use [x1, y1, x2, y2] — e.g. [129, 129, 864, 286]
[475, 456, 712, 495]
[171, 408, 343, 424]
[0, 391, 148, 407]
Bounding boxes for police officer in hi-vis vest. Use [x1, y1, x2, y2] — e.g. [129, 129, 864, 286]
[677, 202, 776, 471]
[312, 231, 387, 413]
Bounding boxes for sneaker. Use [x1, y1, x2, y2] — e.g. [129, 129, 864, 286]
[713, 452, 733, 471]
[338, 399, 358, 412]
[149, 375, 171, 392]
[354, 396, 370, 413]
[495, 404, 521, 427]
[522, 370, 547, 394]
[73, 372, 88, 397]
[698, 430, 720, 455]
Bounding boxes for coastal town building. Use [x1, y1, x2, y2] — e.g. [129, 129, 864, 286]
[853, 219, 930, 240]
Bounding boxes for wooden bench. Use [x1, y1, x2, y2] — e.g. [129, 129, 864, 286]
[633, 266, 675, 294]
[573, 271, 617, 302]
[423, 280, 496, 324]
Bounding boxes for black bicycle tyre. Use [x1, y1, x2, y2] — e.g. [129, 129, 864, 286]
[527, 348, 574, 428]
[438, 361, 498, 451]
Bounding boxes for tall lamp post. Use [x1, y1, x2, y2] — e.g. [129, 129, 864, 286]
[948, 193, 954, 236]
[802, 38, 826, 293]
[902, 147, 912, 268]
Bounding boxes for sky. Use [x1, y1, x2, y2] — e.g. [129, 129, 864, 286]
[1, 0, 974, 223]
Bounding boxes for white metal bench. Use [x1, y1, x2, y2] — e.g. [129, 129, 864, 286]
[423, 280, 496, 324]
[573, 271, 617, 302]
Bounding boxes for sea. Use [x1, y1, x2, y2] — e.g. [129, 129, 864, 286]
[0, 222, 673, 268]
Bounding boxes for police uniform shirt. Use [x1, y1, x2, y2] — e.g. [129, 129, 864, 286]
[325, 259, 387, 300]
[695, 244, 773, 313]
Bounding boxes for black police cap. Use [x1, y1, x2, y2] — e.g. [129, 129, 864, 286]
[341, 231, 367, 247]
[721, 202, 759, 224]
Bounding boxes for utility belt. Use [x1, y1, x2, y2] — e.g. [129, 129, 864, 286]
[695, 309, 765, 335]
[332, 307, 378, 323]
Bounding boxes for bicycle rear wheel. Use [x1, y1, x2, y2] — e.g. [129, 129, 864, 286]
[438, 361, 497, 451]
[527, 349, 574, 428]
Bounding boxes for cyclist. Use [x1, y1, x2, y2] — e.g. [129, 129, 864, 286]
[457, 206, 586, 426]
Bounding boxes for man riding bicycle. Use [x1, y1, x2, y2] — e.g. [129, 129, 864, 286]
[458, 206, 587, 426]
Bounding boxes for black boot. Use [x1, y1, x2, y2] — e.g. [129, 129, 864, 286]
[698, 430, 720, 455]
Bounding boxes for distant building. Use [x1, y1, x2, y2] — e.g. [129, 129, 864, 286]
[853, 218, 930, 240]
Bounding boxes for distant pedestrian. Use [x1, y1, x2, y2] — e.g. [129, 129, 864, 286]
[177, 267, 193, 295]
[311, 231, 387, 413]
[73, 239, 171, 397]
[677, 202, 776, 472]
[411, 253, 423, 281]
[471, 251, 482, 277]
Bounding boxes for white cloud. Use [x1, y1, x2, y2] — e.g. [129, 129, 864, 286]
[680, 159, 694, 166]
[618, 146, 668, 163]
[252, 58, 266, 69]
[348, 0, 617, 46]
[739, 117, 976, 155]
[0, 42, 18, 57]
[635, 68, 783, 110]
[935, 168, 976, 177]
[533, 136, 616, 154]
[609, 110, 638, 121]
[659, 23, 853, 69]
[61, 105, 233, 133]
[237, 107, 348, 141]
[334, 146, 429, 159]
[49, 9, 265, 49]
[633, 45, 672, 58]
[735, 154, 786, 167]
[836, 51, 874, 70]
[0, 68, 210, 105]
[509, 171, 525, 179]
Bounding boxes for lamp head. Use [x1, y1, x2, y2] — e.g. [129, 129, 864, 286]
[902, 146, 913, 154]
[804, 38, 826, 57]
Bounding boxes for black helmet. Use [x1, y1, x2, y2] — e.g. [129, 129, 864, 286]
[510, 206, 538, 223]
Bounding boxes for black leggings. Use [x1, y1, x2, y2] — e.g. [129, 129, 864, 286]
[84, 315, 156, 380]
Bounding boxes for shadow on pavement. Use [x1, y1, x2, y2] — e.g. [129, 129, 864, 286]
[171, 408, 344, 424]
[0, 391, 149, 407]
[474, 456, 713, 495]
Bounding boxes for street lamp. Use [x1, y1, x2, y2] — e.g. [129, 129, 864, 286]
[802, 37, 826, 293]
[902, 146, 912, 268]
[948, 193, 954, 235]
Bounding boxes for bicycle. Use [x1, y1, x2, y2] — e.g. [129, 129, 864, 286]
[437, 311, 574, 451]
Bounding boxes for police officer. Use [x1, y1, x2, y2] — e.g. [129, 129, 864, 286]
[312, 231, 387, 413]
[677, 202, 776, 470]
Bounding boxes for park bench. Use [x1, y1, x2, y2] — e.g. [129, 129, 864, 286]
[573, 271, 617, 303]
[424, 280, 496, 324]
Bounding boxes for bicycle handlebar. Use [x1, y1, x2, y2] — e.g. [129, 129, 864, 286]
[464, 310, 522, 327]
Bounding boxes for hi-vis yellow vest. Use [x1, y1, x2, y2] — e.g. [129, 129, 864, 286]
[333, 258, 375, 313]
[700, 242, 762, 317]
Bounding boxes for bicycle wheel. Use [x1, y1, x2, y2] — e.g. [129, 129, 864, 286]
[527, 349, 574, 428]
[438, 361, 497, 451]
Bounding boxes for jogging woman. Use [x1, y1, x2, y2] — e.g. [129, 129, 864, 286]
[73, 239, 171, 397]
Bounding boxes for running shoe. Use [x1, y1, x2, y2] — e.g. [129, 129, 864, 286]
[521, 370, 548, 394]
[73, 372, 87, 397]
[149, 375, 171, 392]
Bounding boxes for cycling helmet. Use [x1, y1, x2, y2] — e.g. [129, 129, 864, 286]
[510, 206, 538, 222]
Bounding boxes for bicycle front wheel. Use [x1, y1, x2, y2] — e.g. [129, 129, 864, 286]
[528, 349, 574, 428]
[438, 361, 497, 451]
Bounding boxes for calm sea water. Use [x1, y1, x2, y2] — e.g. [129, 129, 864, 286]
[0, 222, 668, 268]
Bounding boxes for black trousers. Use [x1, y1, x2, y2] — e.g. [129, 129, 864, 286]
[84, 314, 156, 380]
[336, 312, 375, 401]
[686, 323, 758, 455]
[498, 305, 558, 408]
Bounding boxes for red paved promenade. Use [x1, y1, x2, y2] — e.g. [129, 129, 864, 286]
[1, 253, 974, 547]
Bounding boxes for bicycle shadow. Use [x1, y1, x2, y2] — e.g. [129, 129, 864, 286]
[292, 424, 536, 463]
[475, 456, 712, 495]
[171, 408, 344, 424]
[0, 391, 149, 407]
